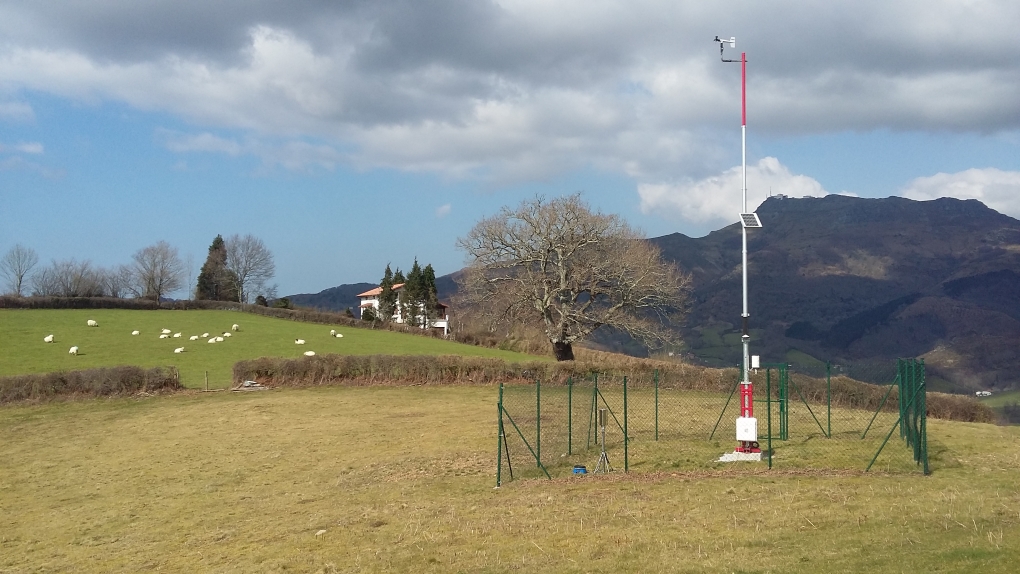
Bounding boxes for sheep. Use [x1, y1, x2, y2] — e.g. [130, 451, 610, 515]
[215, 336, 224, 342]
[159, 334, 170, 339]
[189, 335, 199, 341]
[222, 332, 232, 338]
[173, 332, 182, 338]
[208, 338, 217, 344]
[231, 324, 240, 331]
[335, 333, 343, 338]
[131, 330, 140, 336]
[43, 334, 54, 343]
[87, 320, 97, 327]
[295, 339, 306, 345]
[303, 350, 316, 356]
[201, 332, 209, 338]
[161, 328, 171, 334]
[330, 329, 336, 336]
[174, 347, 185, 354]
[69, 346, 78, 355]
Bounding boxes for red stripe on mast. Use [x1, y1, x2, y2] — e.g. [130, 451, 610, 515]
[741, 52, 746, 127]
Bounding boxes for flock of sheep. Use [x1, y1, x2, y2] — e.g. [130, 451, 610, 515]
[44, 320, 344, 358]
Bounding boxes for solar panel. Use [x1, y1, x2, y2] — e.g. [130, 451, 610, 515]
[740, 213, 762, 228]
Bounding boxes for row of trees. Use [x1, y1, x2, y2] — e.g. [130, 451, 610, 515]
[371, 259, 440, 327]
[0, 234, 276, 303]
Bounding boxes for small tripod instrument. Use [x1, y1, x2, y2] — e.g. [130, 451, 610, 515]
[593, 408, 612, 474]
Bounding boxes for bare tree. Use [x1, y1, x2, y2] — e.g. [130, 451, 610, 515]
[131, 241, 185, 301]
[102, 264, 139, 298]
[224, 234, 276, 304]
[31, 259, 105, 297]
[0, 244, 39, 296]
[457, 194, 691, 361]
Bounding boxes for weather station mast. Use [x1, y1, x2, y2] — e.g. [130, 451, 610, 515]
[715, 35, 763, 461]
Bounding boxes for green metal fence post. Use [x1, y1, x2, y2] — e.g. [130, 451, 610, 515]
[920, 359, 929, 474]
[767, 368, 773, 470]
[623, 375, 629, 473]
[654, 369, 659, 441]
[587, 373, 598, 450]
[899, 359, 908, 440]
[536, 377, 541, 468]
[826, 361, 832, 438]
[496, 383, 504, 487]
[567, 376, 573, 455]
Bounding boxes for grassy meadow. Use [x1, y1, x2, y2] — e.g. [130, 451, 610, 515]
[0, 309, 541, 389]
[1, 385, 1019, 573]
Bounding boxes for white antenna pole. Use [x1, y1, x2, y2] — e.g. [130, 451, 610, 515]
[716, 36, 761, 459]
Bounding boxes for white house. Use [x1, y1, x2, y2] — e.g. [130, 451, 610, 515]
[357, 283, 450, 336]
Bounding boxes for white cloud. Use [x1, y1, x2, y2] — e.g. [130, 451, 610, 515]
[637, 157, 828, 224]
[901, 168, 1020, 218]
[0, 101, 34, 121]
[157, 128, 346, 172]
[435, 203, 452, 218]
[0, 2, 1018, 183]
[0, 141, 43, 154]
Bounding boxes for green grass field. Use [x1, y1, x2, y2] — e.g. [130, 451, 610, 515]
[1, 385, 1018, 572]
[0, 309, 542, 389]
[979, 389, 1020, 408]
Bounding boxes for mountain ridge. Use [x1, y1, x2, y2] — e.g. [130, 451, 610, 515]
[287, 195, 1020, 392]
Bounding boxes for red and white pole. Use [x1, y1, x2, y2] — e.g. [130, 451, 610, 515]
[736, 50, 759, 454]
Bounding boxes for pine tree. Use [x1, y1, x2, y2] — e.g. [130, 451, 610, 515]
[196, 235, 239, 301]
[378, 264, 397, 322]
[402, 259, 424, 327]
[422, 263, 439, 328]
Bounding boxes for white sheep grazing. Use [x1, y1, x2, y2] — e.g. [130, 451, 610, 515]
[173, 332, 182, 338]
[201, 332, 210, 338]
[231, 324, 239, 331]
[208, 338, 217, 344]
[189, 335, 199, 341]
[159, 334, 169, 339]
[303, 350, 316, 356]
[43, 334, 54, 343]
[222, 332, 232, 338]
[174, 347, 185, 354]
[330, 329, 336, 336]
[215, 336, 224, 342]
[295, 339, 306, 345]
[69, 346, 78, 355]
[131, 330, 140, 336]
[87, 320, 97, 327]
[161, 328, 171, 334]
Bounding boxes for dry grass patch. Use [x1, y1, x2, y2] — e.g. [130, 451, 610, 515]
[1, 386, 1019, 573]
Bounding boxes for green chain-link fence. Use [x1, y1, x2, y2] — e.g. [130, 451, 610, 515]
[496, 358, 929, 486]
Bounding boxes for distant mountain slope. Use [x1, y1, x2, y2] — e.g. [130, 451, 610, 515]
[286, 274, 462, 315]
[287, 283, 376, 313]
[651, 195, 1020, 391]
[288, 195, 1020, 392]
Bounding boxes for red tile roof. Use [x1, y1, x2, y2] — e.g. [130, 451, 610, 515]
[356, 283, 405, 297]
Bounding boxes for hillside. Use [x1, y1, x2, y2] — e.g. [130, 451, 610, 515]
[653, 195, 1020, 392]
[288, 195, 1020, 393]
[286, 282, 376, 313]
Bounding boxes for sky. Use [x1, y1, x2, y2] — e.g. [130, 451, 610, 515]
[1, 0, 1019, 297]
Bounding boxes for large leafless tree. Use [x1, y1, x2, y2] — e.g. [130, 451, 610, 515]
[457, 194, 691, 361]
[131, 241, 185, 301]
[224, 234, 276, 304]
[0, 244, 39, 296]
[31, 259, 106, 297]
